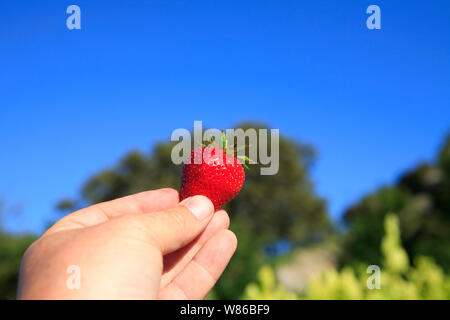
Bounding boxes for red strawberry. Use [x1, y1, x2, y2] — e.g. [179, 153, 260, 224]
[179, 146, 245, 211]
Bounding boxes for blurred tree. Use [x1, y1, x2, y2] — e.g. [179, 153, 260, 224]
[0, 232, 35, 299]
[0, 200, 36, 299]
[57, 122, 333, 299]
[342, 133, 450, 271]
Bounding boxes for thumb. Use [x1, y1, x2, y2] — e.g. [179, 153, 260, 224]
[136, 195, 215, 254]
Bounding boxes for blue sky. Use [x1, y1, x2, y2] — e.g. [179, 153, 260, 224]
[0, 1, 449, 234]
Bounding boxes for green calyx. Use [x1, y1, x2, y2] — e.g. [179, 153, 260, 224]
[201, 130, 254, 169]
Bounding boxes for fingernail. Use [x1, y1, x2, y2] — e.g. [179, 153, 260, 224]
[180, 195, 214, 220]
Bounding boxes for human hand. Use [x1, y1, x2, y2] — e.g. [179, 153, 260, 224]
[17, 188, 237, 299]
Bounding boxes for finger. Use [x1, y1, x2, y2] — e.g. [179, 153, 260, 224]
[46, 188, 179, 234]
[160, 210, 230, 288]
[136, 195, 215, 254]
[99, 188, 180, 218]
[158, 229, 238, 300]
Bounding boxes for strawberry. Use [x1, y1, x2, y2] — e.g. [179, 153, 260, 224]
[179, 145, 246, 211]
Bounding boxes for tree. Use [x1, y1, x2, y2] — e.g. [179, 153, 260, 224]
[0, 200, 36, 299]
[342, 133, 450, 271]
[58, 122, 333, 298]
[0, 232, 36, 299]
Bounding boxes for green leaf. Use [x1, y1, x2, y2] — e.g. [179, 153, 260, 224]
[221, 131, 227, 151]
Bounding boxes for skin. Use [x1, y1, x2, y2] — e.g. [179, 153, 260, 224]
[17, 188, 237, 299]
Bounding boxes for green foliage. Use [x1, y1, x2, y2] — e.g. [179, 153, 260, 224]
[0, 200, 37, 299]
[381, 214, 409, 273]
[0, 232, 36, 299]
[342, 134, 450, 271]
[244, 214, 450, 300]
[306, 267, 364, 299]
[341, 187, 409, 267]
[242, 265, 298, 300]
[308, 214, 450, 299]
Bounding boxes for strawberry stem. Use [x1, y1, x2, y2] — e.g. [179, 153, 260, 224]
[221, 131, 227, 153]
[200, 130, 255, 170]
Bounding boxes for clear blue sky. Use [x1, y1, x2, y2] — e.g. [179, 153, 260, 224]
[1, 1, 449, 234]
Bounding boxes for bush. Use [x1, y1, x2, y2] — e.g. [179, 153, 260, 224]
[242, 265, 298, 300]
[0, 233, 36, 299]
[244, 214, 450, 300]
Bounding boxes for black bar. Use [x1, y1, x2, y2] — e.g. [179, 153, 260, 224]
[1, 300, 447, 318]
